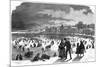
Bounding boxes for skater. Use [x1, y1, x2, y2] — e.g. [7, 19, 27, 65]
[79, 41, 85, 57]
[64, 38, 72, 60]
[40, 54, 50, 61]
[37, 42, 42, 47]
[76, 43, 80, 57]
[19, 54, 23, 60]
[16, 54, 23, 60]
[58, 39, 66, 59]
[24, 48, 33, 58]
[15, 54, 19, 60]
[31, 53, 40, 62]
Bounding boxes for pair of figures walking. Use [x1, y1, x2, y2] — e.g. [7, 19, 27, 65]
[58, 38, 72, 60]
[76, 40, 85, 57]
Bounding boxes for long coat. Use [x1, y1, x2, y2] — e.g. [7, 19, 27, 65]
[58, 42, 65, 58]
[65, 41, 71, 50]
[79, 41, 85, 54]
[76, 41, 85, 54]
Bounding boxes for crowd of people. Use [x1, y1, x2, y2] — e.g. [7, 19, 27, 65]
[12, 36, 95, 61]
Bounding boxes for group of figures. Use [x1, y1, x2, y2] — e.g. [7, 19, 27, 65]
[59, 38, 86, 60]
[12, 36, 95, 62]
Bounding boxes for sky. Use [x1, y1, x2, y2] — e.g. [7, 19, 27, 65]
[11, 1, 95, 13]
[11, 1, 95, 30]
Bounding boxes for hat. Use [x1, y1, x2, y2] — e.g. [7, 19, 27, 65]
[64, 38, 67, 40]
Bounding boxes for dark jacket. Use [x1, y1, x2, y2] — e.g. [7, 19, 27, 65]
[65, 41, 71, 50]
[59, 42, 65, 49]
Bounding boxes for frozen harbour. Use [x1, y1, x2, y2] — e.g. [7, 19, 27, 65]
[11, 1, 96, 67]
[11, 49, 95, 66]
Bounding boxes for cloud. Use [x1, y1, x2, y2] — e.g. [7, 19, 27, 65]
[38, 6, 95, 25]
[64, 8, 95, 24]
[11, 2, 95, 31]
[69, 5, 93, 14]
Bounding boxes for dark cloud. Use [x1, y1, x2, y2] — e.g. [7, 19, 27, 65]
[69, 5, 93, 15]
[12, 2, 71, 31]
[11, 2, 93, 31]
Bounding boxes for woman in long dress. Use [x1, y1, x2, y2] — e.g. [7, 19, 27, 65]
[76, 43, 80, 57]
[58, 40, 65, 59]
[79, 41, 85, 57]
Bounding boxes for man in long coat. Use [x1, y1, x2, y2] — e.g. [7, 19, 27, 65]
[64, 38, 72, 60]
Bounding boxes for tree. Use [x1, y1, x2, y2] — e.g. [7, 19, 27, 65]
[76, 21, 84, 29]
[60, 24, 64, 31]
[87, 24, 95, 30]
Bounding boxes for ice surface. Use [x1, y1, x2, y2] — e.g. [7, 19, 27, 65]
[11, 49, 95, 66]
